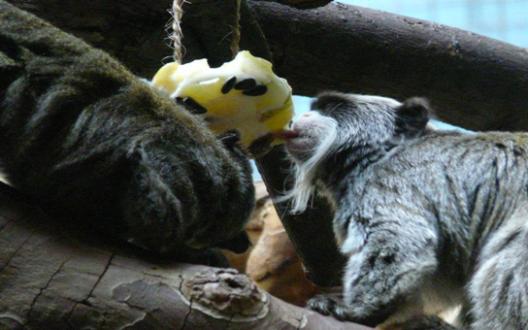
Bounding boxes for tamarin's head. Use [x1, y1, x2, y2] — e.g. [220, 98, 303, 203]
[281, 92, 431, 213]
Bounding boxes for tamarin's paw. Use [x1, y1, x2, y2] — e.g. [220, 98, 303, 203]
[219, 130, 241, 149]
[307, 294, 388, 327]
[308, 295, 361, 323]
[307, 294, 339, 316]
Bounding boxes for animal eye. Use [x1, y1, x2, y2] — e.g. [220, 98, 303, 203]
[234, 78, 257, 90]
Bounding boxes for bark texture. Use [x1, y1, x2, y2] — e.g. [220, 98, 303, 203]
[0, 184, 370, 329]
[223, 182, 319, 307]
[10, 0, 528, 131]
[249, 2, 528, 131]
[255, 149, 346, 286]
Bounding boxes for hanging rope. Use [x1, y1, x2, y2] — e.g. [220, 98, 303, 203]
[230, 0, 242, 56]
[171, 0, 185, 63]
[170, 0, 242, 64]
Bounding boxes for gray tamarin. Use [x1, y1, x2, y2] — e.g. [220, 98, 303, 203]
[283, 91, 528, 329]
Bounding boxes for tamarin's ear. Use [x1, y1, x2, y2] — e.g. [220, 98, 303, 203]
[311, 91, 348, 111]
[395, 97, 430, 136]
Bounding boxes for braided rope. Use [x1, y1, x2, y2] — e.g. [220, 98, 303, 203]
[230, 0, 241, 56]
[171, 0, 242, 63]
[171, 0, 185, 63]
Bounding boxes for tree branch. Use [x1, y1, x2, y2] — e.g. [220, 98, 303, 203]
[248, 1, 528, 131]
[0, 184, 370, 329]
[255, 147, 347, 286]
[11, 0, 528, 131]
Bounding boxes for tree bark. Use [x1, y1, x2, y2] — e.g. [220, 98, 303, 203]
[256, 148, 347, 286]
[249, 2, 528, 131]
[10, 0, 528, 130]
[0, 184, 370, 329]
[10, 0, 528, 131]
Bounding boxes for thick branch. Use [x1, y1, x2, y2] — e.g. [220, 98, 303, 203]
[11, 0, 528, 131]
[240, 2, 347, 287]
[0, 184, 370, 329]
[249, 1, 528, 131]
[256, 148, 347, 286]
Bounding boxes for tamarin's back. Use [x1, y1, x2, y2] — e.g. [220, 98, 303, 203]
[0, 1, 254, 257]
[340, 131, 528, 277]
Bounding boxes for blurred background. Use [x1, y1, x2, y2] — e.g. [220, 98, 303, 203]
[253, 0, 528, 180]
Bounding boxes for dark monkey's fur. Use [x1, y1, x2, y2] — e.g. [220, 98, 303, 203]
[286, 92, 528, 329]
[0, 1, 254, 257]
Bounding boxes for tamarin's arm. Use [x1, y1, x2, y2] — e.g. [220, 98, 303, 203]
[0, 0, 254, 255]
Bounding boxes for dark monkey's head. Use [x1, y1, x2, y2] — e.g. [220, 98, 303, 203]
[173, 98, 254, 254]
[116, 82, 255, 256]
[283, 92, 431, 213]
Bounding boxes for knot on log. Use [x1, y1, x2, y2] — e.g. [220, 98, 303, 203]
[180, 268, 269, 321]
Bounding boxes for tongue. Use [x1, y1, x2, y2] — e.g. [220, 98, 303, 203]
[273, 130, 300, 140]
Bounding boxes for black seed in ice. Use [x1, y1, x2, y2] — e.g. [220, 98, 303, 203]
[174, 96, 185, 104]
[243, 85, 267, 96]
[176, 96, 207, 114]
[234, 78, 257, 90]
[221, 76, 237, 94]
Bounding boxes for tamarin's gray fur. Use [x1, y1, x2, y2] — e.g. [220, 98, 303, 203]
[284, 92, 528, 329]
[0, 1, 254, 260]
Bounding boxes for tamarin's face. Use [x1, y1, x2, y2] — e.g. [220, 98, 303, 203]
[285, 92, 402, 163]
[282, 92, 430, 213]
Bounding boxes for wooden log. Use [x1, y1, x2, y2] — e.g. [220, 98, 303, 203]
[11, 0, 528, 132]
[255, 148, 347, 286]
[0, 184, 370, 329]
[249, 1, 528, 131]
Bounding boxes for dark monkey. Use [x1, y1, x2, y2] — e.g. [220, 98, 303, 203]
[0, 1, 254, 259]
[284, 92, 528, 329]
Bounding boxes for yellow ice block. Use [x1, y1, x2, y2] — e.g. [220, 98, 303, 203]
[152, 51, 294, 153]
